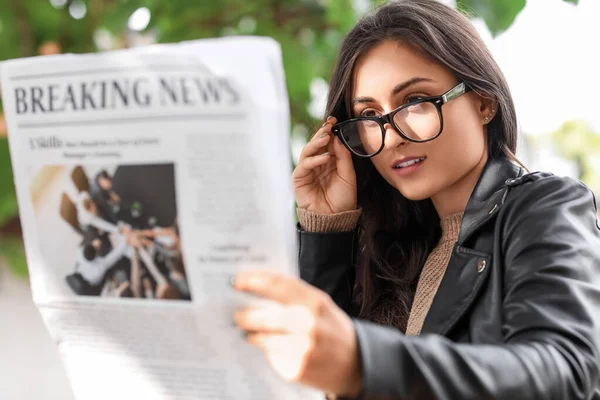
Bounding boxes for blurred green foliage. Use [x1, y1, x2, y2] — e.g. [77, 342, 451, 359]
[552, 121, 600, 195]
[0, 0, 587, 278]
[0, 237, 28, 278]
[457, 0, 526, 36]
[0, 140, 18, 227]
[457, 0, 578, 36]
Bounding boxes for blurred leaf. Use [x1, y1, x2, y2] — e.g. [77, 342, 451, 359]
[0, 139, 18, 227]
[552, 120, 600, 157]
[327, 0, 356, 32]
[552, 120, 600, 195]
[370, 0, 388, 6]
[458, 0, 579, 37]
[0, 1, 22, 61]
[100, 0, 146, 37]
[0, 237, 28, 278]
[457, 0, 526, 37]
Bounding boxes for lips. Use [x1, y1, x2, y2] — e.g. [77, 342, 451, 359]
[391, 156, 426, 169]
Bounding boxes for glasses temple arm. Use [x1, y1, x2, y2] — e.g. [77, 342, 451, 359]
[441, 82, 467, 104]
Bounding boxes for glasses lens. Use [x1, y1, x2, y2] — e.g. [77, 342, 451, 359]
[393, 102, 441, 141]
[339, 119, 383, 156]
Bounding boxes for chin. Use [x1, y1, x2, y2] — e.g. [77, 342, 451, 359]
[392, 180, 438, 202]
[398, 190, 432, 201]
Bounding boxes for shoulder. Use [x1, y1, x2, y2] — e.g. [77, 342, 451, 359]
[497, 172, 600, 290]
[503, 172, 598, 218]
[499, 171, 600, 250]
[506, 171, 589, 195]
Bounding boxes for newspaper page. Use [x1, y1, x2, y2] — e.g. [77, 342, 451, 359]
[1, 36, 321, 400]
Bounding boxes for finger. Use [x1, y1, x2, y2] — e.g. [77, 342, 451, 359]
[235, 304, 287, 334]
[333, 136, 356, 181]
[298, 129, 331, 162]
[233, 270, 317, 305]
[292, 152, 331, 180]
[246, 333, 318, 385]
[313, 116, 337, 140]
[324, 118, 343, 157]
[299, 116, 338, 159]
[246, 332, 296, 353]
[235, 304, 316, 334]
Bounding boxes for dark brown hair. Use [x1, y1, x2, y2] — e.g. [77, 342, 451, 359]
[323, 0, 518, 332]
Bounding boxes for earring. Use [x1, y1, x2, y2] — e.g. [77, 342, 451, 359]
[483, 116, 489, 122]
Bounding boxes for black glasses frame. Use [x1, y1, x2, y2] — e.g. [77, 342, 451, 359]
[331, 82, 472, 158]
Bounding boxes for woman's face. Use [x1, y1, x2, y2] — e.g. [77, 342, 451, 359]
[351, 40, 493, 209]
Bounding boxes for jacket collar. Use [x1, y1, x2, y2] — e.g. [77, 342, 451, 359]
[420, 156, 524, 336]
[457, 156, 524, 245]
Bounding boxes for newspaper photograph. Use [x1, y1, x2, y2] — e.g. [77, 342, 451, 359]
[1, 37, 320, 400]
[30, 163, 190, 300]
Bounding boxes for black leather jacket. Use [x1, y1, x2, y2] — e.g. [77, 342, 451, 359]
[298, 157, 600, 400]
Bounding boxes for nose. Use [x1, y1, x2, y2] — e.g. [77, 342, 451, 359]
[382, 122, 406, 149]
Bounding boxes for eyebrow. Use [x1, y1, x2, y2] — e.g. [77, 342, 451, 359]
[351, 77, 435, 105]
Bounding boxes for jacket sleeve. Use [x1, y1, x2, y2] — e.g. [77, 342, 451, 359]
[297, 226, 359, 317]
[351, 176, 600, 400]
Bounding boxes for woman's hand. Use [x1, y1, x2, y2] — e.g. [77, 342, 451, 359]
[233, 270, 363, 397]
[293, 116, 358, 214]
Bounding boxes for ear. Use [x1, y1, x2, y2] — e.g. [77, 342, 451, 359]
[477, 95, 498, 125]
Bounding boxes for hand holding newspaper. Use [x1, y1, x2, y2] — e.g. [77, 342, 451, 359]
[1, 37, 323, 400]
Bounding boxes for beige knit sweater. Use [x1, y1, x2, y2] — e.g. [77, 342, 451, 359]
[405, 211, 463, 335]
[297, 208, 464, 336]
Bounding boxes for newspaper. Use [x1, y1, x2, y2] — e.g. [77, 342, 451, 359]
[1, 37, 321, 400]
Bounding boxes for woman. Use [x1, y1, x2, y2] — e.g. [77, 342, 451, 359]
[232, 0, 600, 398]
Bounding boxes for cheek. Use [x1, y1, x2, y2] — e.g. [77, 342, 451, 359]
[370, 156, 391, 184]
[427, 113, 487, 185]
[438, 110, 486, 164]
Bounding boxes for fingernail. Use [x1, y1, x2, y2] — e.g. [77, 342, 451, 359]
[326, 116, 334, 121]
[321, 152, 330, 157]
[319, 132, 328, 139]
[228, 276, 236, 288]
[321, 121, 329, 128]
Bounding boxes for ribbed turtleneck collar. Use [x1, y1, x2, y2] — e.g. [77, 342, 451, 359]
[440, 211, 464, 243]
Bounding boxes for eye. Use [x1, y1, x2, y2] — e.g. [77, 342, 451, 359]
[359, 108, 380, 118]
[405, 93, 428, 104]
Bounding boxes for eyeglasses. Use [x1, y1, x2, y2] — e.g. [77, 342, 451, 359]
[331, 82, 471, 158]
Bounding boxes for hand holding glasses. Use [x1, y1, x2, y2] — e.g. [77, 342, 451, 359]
[292, 116, 358, 215]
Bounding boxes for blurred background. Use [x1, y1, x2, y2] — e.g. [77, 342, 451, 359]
[0, 0, 599, 398]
